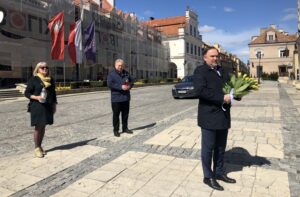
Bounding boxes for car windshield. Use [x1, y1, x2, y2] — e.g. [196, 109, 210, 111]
[181, 76, 193, 82]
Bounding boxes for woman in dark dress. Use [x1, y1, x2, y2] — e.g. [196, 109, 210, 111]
[25, 62, 57, 158]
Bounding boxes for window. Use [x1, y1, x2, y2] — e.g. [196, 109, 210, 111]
[194, 45, 197, 55]
[190, 25, 193, 35]
[56, 67, 63, 75]
[279, 49, 289, 57]
[186, 42, 189, 53]
[194, 27, 196, 37]
[255, 49, 264, 58]
[268, 35, 274, 41]
[0, 64, 12, 71]
[191, 43, 193, 54]
[198, 47, 201, 56]
[267, 31, 275, 42]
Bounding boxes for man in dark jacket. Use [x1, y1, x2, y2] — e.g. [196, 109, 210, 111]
[107, 59, 134, 137]
[193, 47, 236, 191]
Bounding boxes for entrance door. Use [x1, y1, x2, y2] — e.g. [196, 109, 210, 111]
[278, 65, 288, 77]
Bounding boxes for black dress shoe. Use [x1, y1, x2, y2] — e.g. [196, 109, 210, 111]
[215, 174, 236, 183]
[122, 129, 133, 134]
[113, 131, 120, 137]
[203, 178, 224, 191]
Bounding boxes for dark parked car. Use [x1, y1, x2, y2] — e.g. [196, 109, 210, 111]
[172, 75, 198, 99]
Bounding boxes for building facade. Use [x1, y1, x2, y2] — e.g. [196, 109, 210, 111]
[144, 8, 203, 79]
[0, 0, 170, 87]
[249, 24, 298, 78]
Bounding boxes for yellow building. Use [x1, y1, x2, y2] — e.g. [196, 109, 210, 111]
[248, 24, 298, 79]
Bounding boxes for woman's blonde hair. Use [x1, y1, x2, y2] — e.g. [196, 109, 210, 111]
[33, 62, 50, 76]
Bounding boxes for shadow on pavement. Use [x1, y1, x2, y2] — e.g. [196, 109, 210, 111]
[131, 123, 156, 131]
[46, 138, 97, 153]
[224, 147, 271, 173]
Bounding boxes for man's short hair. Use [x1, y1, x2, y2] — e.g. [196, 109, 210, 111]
[203, 47, 218, 56]
[115, 59, 124, 65]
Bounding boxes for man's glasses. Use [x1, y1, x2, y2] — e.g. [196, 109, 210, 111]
[39, 66, 49, 70]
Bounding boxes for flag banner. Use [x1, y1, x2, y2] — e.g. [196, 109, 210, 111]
[68, 20, 82, 64]
[84, 21, 96, 63]
[48, 12, 64, 60]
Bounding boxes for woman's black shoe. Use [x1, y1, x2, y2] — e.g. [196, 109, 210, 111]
[203, 178, 224, 191]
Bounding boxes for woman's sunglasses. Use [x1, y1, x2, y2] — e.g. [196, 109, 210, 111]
[39, 66, 49, 70]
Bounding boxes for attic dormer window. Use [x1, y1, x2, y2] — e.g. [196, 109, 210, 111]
[268, 35, 274, 41]
[267, 31, 275, 42]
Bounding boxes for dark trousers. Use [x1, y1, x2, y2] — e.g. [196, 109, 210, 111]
[201, 128, 228, 178]
[111, 101, 130, 132]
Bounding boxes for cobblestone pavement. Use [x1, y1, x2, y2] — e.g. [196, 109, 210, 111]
[0, 81, 300, 197]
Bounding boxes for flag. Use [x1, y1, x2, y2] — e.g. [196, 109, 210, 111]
[68, 20, 82, 64]
[48, 12, 64, 60]
[84, 21, 96, 63]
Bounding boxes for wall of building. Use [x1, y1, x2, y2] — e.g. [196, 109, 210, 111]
[0, 0, 170, 87]
[249, 43, 295, 77]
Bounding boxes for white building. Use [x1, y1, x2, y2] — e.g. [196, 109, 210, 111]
[145, 8, 203, 78]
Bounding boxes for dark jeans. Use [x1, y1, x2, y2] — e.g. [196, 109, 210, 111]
[201, 128, 228, 178]
[111, 101, 130, 132]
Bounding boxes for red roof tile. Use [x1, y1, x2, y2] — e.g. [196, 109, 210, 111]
[249, 27, 298, 45]
[143, 16, 186, 36]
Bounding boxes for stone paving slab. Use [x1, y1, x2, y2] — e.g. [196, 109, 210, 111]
[52, 151, 290, 197]
[231, 106, 281, 121]
[144, 118, 284, 159]
[0, 145, 105, 196]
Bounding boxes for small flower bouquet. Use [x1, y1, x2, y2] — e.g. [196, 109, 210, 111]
[222, 72, 258, 111]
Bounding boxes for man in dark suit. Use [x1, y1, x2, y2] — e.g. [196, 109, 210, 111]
[193, 47, 236, 191]
[107, 59, 134, 137]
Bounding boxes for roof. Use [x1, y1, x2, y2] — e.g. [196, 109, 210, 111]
[73, 0, 98, 6]
[143, 16, 186, 36]
[101, 0, 113, 12]
[72, 0, 113, 12]
[249, 27, 298, 45]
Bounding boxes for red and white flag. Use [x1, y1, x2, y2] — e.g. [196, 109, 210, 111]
[48, 12, 64, 60]
[68, 20, 82, 64]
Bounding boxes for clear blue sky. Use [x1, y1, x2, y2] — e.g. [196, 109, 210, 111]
[116, 0, 297, 62]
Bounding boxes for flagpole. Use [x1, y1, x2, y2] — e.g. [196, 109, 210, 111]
[76, 0, 84, 82]
[63, 62, 66, 86]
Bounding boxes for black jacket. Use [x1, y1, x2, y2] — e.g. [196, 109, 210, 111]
[24, 76, 57, 126]
[193, 64, 231, 130]
[107, 69, 134, 102]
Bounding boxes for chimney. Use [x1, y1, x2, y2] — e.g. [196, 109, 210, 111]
[270, 24, 277, 29]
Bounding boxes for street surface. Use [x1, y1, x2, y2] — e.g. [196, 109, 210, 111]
[0, 82, 300, 197]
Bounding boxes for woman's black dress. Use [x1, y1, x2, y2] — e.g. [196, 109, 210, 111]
[25, 76, 57, 126]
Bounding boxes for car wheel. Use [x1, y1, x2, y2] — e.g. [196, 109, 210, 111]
[173, 96, 179, 99]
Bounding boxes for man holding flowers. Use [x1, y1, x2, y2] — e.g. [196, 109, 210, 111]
[193, 47, 237, 191]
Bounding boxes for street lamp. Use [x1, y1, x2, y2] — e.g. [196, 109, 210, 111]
[256, 51, 262, 84]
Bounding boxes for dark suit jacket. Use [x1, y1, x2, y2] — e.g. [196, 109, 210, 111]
[193, 64, 231, 130]
[107, 69, 134, 103]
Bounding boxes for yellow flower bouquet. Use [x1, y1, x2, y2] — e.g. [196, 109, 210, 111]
[222, 72, 258, 111]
